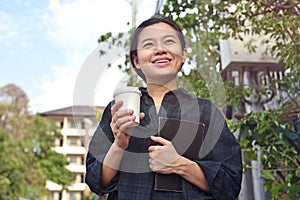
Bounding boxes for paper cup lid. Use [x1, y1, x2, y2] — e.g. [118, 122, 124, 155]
[113, 87, 142, 98]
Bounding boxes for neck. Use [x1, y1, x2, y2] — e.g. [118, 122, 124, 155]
[147, 80, 177, 106]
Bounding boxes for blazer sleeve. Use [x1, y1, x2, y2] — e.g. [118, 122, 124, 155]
[85, 102, 119, 196]
[183, 100, 242, 200]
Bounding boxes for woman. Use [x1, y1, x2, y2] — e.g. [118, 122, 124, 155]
[85, 16, 242, 200]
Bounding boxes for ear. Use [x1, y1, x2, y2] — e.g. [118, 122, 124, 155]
[181, 48, 187, 64]
[133, 56, 140, 69]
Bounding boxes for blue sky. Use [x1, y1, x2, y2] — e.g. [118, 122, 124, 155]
[0, 0, 156, 113]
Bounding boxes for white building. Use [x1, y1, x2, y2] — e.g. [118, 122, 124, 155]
[40, 105, 103, 200]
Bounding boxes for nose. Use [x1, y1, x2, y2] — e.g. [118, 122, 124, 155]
[154, 43, 167, 54]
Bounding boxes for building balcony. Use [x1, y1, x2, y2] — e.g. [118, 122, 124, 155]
[54, 146, 86, 155]
[61, 127, 96, 137]
[66, 164, 85, 173]
[219, 34, 281, 72]
[46, 180, 86, 192]
[46, 180, 63, 191]
[67, 182, 86, 191]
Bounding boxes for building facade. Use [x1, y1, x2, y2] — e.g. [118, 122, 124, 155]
[219, 35, 298, 200]
[40, 106, 103, 200]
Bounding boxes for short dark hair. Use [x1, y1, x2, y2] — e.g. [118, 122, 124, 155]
[129, 16, 186, 81]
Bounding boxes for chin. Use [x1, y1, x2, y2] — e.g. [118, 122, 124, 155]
[146, 74, 177, 85]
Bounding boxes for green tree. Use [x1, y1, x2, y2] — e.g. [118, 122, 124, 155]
[0, 84, 75, 200]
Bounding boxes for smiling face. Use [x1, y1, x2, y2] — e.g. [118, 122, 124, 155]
[133, 22, 187, 85]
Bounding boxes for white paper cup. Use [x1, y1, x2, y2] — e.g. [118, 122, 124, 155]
[113, 87, 142, 124]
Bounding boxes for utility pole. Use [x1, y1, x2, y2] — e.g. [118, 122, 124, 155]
[127, 0, 140, 85]
[126, 0, 136, 28]
[155, 0, 164, 15]
[131, 0, 136, 28]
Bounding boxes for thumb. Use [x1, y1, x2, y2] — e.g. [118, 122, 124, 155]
[140, 112, 145, 120]
[150, 136, 170, 146]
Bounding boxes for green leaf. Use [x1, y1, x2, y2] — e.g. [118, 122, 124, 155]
[261, 171, 275, 181]
[285, 173, 293, 183]
[270, 184, 283, 195]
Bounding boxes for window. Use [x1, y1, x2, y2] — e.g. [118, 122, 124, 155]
[69, 191, 77, 200]
[69, 155, 77, 164]
[58, 192, 62, 200]
[70, 121, 77, 128]
[70, 138, 78, 146]
[80, 174, 84, 182]
[48, 192, 54, 200]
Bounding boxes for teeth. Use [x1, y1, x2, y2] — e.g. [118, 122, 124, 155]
[155, 59, 169, 63]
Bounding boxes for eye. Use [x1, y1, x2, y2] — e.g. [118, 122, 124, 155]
[165, 38, 176, 45]
[143, 42, 154, 49]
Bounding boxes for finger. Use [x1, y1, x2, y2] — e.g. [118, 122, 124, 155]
[112, 109, 134, 127]
[149, 159, 165, 172]
[111, 100, 123, 115]
[111, 101, 122, 123]
[148, 145, 161, 152]
[149, 162, 154, 172]
[148, 158, 156, 171]
[148, 146, 153, 152]
[140, 112, 145, 120]
[115, 109, 134, 119]
[115, 113, 135, 127]
[110, 120, 120, 134]
[119, 119, 137, 134]
[150, 136, 170, 146]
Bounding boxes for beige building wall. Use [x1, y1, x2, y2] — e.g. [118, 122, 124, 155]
[40, 106, 101, 200]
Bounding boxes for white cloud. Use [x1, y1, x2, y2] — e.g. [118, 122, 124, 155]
[31, 47, 127, 113]
[30, 0, 132, 112]
[0, 10, 19, 45]
[45, 0, 132, 48]
[0, 11, 14, 31]
[31, 52, 81, 113]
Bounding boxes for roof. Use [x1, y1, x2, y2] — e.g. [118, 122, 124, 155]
[39, 105, 105, 117]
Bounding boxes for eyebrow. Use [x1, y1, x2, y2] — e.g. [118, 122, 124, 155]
[140, 34, 177, 44]
[140, 38, 153, 44]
